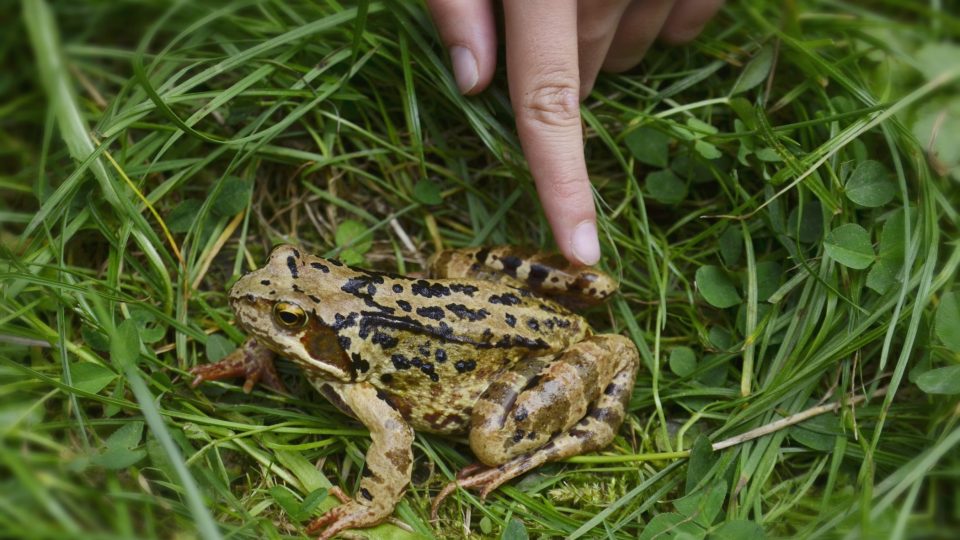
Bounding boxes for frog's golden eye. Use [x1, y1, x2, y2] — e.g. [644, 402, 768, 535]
[273, 302, 308, 329]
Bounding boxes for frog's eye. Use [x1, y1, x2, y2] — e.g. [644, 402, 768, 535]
[273, 302, 308, 329]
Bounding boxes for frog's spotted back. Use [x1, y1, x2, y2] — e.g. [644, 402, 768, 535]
[428, 246, 618, 309]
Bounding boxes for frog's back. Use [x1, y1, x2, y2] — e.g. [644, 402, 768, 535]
[323, 270, 590, 435]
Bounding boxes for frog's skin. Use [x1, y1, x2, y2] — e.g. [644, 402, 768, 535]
[191, 245, 639, 539]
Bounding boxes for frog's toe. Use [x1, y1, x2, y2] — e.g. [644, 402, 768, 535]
[430, 464, 507, 520]
[455, 462, 487, 480]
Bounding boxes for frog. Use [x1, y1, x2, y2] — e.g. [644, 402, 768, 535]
[190, 245, 640, 539]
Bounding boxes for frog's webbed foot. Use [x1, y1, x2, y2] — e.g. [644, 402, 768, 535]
[189, 338, 285, 394]
[305, 488, 373, 540]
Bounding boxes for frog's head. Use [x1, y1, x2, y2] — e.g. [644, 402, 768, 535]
[228, 244, 356, 382]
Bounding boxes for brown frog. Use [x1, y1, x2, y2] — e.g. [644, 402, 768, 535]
[191, 245, 640, 539]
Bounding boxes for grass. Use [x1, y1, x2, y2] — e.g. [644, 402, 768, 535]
[2, 0, 960, 538]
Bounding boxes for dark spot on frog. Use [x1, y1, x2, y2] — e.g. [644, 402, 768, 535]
[489, 293, 520, 305]
[514, 409, 528, 423]
[536, 303, 557, 314]
[528, 263, 550, 286]
[512, 429, 525, 443]
[308, 294, 322, 303]
[527, 431, 537, 440]
[500, 255, 522, 276]
[436, 321, 455, 339]
[417, 344, 431, 357]
[380, 373, 394, 384]
[449, 283, 480, 296]
[522, 374, 542, 392]
[569, 429, 594, 443]
[351, 353, 370, 373]
[474, 248, 490, 263]
[411, 279, 451, 298]
[391, 354, 410, 370]
[386, 447, 412, 471]
[331, 312, 358, 330]
[416, 306, 445, 320]
[310, 261, 329, 273]
[526, 318, 540, 331]
[360, 488, 373, 501]
[445, 303, 489, 321]
[454, 359, 477, 373]
[292, 248, 301, 258]
[434, 348, 447, 363]
[481, 328, 494, 344]
[328, 259, 343, 267]
[338, 335, 351, 350]
[411, 357, 423, 368]
[260, 279, 271, 286]
[376, 389, 395, 408]
[371, 330, 399, 349]
[513, 335, 549, 349]
[589, 407, 621, 424]
[420, 363, 439, 382]
[603, 382, 618, 395]
[396, 299, 412, 312]
[292, 283, 303, 293]
[504, 313, 517, 327]
[286, 256, 299, 278]
[550, 276, 560, 283]
[269, 290, 276, 295]
[342, 277, 395, 314]
[361, 468, 373, 478]
[392, 284, 403, 293]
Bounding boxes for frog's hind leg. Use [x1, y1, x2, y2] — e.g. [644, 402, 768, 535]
[428, 246, 617, 308]
[430, 334, 639, 518]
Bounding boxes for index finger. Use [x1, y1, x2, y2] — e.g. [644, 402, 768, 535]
[504, 0, 600, 266]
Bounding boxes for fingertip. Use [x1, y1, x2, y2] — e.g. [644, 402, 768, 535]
[426, 0, 496, 95]
[570, 220, 601, 266]
[450, 45, 479, 94]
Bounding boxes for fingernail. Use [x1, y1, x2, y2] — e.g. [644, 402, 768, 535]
[450, 46, 478, 94]
[571, 221, 601, 266]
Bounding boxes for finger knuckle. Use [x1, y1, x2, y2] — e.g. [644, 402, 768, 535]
[547, 173, 588, 200]
[519, 71, 581, 129]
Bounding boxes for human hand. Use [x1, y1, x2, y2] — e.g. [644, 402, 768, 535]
[427, 0, 723, 265]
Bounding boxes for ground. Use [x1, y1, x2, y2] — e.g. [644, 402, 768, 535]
[1, 1, 959, 539]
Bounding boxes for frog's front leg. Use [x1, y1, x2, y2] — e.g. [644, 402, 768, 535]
[305, 381, 414, 540]
[428, 246, 618, 308]
[431, 334, 638, 518]
[189, 338, 285, 393]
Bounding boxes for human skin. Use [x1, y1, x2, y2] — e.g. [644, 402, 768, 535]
[426, 0, 724, 266]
